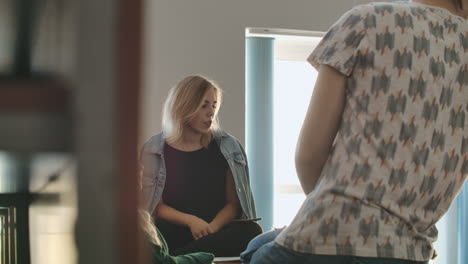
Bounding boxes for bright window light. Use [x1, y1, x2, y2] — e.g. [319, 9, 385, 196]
[0, 215, 2, 263]
[273, 36, 320, 228]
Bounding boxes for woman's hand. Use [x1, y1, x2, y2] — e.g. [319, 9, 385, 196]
[188, 216, 214, 240]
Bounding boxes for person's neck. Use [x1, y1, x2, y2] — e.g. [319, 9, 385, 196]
[182, 130, 202, 144]
[174, 130, 203, 151]
[411, 0, 468, 18]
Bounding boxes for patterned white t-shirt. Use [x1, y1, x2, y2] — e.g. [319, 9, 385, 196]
[275, 1, 468, 261]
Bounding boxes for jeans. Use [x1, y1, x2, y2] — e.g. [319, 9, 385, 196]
[240, 228, 284, 263]
[240, 229, 428, 264]
[158, 219, 262, 257]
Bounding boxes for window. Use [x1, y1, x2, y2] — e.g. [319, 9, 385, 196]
[0, 215, 3, 264]
[431, 201, 458, 264]
[273, 36, 321, 228]
[0, 207, 16, 264]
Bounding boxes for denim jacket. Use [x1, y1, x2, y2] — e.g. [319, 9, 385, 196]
[140, 130, 257, 219]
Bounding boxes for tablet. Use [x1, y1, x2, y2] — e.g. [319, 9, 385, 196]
[213, 256, 241, 263]
[231, 217, 262, 222]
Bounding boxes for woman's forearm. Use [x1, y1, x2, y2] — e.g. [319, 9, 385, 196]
[155, 202, 195, 227]
[210, 169, 242, 232]
[295, 64, 346, 195]
[296, 153, 329, 195]
[209, 202, 241, 232]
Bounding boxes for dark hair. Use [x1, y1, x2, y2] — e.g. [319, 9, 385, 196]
[451, 0, 463, 10]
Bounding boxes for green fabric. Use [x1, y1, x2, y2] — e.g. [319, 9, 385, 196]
[153, 227, 214, 264]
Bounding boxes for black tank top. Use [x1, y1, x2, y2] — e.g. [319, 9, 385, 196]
[162, 140, 228, 222]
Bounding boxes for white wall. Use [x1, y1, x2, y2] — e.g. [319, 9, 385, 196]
[142, 0, 375, 144]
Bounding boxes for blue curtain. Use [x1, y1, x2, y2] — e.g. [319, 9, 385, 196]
[246, 37, 274, 231]
[459, 184, 468, 264]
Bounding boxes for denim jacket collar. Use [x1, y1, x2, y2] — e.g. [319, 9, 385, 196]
[152, 130, 229, 155]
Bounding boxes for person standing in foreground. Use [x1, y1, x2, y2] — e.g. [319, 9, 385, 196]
[140, 75, 262, 257]
[246, 1, 468, 263]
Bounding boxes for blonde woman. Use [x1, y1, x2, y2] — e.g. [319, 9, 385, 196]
[139, 210, 215, 264]
[140, 75, 262, 256]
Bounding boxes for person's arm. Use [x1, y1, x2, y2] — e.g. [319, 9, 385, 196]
[155, 200, 214, 240]
[140, 143, 161, 213]
[152, 225, 214, 264]
[295, 64, 346, 195]
[152, 233, 214, 264]
[209, 169, 242, 232]
[153, 244, 214, 264]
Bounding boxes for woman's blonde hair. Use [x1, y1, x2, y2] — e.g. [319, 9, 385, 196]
[139, 209, 160, 246]
[162, 75, 222, 147]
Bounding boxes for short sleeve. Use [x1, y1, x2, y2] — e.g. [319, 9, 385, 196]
[308, 6, 369, 76]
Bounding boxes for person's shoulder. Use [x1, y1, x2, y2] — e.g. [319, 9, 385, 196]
[141, 132, 164, 154]
[336, 2, 412, 31]
[214, 129, 235, 140]
[214, 130, 243, 145]
[346, 1, 409, 16]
